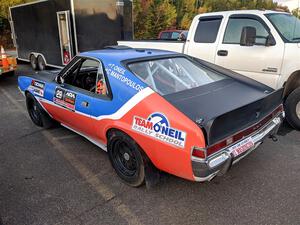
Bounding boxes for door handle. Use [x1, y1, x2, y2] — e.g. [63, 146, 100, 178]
[217, 50, 228, 56]
[81, 101, 89, 107]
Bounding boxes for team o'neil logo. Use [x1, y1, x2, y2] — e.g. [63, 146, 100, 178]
[132, 113, 186, 148]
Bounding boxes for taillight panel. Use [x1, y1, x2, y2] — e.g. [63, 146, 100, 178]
[206, 105, 283, 157]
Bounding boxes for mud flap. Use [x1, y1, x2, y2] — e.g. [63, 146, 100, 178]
[144, 161, 160, 189]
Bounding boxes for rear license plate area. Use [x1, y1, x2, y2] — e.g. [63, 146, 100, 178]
[228, 137, 254, 157]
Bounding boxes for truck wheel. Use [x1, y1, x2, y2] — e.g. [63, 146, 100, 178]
[26, 93, 54, 129]
[107, 130, 145, 187]
[284, 87, 300, 130]
[37, 55, 46, 71]
[30, 55, 37, 70]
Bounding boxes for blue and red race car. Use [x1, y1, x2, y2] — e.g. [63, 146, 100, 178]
[18, 47, 284, 187]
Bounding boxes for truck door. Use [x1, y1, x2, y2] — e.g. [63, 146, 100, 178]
[215, 14, 284, 88]
[185, 16, 223, 63]
[57, 11, 73, 65]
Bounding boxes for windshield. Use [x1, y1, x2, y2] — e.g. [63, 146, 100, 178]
[266, 13, 300, 42]
[128, 57, 226, 95]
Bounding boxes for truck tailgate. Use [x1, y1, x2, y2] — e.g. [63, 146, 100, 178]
[118, 40, 185, 53]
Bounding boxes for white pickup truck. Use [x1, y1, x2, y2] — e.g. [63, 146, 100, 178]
[119, 10, 300, 129]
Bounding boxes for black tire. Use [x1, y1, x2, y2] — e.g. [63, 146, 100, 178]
[30, 54, 37, 70]
[107, 130, 145, 187]
[37, 55, 46, 71]
[284, 87, 300, 130]
[26, 93, 54, 129]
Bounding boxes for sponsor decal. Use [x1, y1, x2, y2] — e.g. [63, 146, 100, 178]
[106, 63, 144, 92]
[29, 80, 45, 97]
[132, 112, 186, 148]
[53, 87, 76, 111]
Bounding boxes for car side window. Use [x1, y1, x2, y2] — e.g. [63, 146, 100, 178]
[194, 18, 222, 43]
[223, 18, 269, 45]
[171, 32, 180, 39]
[63, 58, 108, 96]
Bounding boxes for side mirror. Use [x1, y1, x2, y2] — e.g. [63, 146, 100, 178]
[178, 34, 187, 41]
[240, 26, 256, 46]
[266, 34, 276, 46]
[55, 75, 64, 84]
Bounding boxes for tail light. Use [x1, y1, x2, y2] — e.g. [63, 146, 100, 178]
[192, 147, 206, 159]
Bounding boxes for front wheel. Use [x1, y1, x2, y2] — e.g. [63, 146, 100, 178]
[107, 131, 145, 187]
[284, 87, 300, 130]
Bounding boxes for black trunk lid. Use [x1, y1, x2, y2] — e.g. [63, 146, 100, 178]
[164, 78, 283, 145]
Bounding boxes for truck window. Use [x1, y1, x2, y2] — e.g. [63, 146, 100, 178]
[223, 18, 269, 45]
[194, 18, 222, 43]
[266, 14, 300, 43]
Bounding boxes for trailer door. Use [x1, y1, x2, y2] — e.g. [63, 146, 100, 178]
[57, 11, 73, 65]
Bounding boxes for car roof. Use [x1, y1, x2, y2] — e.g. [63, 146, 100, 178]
[79, 47, 176, 62]
[196, 9, 289, 18]
[160, 29, 187, 33]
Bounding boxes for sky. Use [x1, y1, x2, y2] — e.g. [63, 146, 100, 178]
[274, 0, 300, 10]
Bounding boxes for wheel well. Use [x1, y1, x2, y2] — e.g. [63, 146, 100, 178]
[29, 53, 35, 60]
[106, 128, 151, 163]
[283, 70, 300, 98]
[106, 128, 119, 141]
[106, 127, 160, 186]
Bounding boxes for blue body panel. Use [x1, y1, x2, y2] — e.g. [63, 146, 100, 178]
[18, 49, 174, 118]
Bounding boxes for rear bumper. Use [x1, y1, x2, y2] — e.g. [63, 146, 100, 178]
[192, 112, 284, 182]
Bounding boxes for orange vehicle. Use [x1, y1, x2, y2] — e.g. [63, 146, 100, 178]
[0, 46, 17, 76]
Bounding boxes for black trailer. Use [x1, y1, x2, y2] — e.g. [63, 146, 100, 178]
[9, 0, 133, 70]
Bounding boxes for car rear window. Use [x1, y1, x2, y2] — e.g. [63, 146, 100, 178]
[128, 57, 226, 95]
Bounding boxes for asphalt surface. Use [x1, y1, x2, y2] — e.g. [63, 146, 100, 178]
[0, 64, 300, 225]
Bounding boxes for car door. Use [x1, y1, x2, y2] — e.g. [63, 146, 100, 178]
[46, 57, 101, 138]
[214, 14, 284, 89]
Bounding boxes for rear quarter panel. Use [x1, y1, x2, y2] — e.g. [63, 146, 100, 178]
[95, 59, 206, 180]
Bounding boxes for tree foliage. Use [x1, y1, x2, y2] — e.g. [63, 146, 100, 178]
[134, 0, 292, 39]
[134, 0, 177, 39]
[292, 8, 300, 19]
[0, 0, 33, 19]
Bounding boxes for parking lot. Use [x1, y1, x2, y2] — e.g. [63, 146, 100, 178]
[0, 63, 300, 225]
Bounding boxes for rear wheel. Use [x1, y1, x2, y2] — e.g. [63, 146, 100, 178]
[26, 93, 54, 128]
[107, 130, 145, 187]
[30, 54, 37, 70]
[284, 87, 300, 130]
[37, 55, 46, 71]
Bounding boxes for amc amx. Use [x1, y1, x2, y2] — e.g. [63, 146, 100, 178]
[18, 47, 284, 187]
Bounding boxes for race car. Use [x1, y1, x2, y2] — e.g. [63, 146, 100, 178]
[18, 47, 284, 187]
